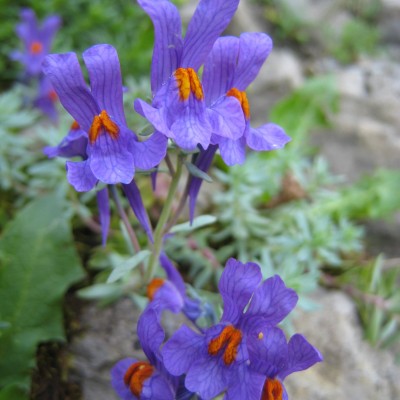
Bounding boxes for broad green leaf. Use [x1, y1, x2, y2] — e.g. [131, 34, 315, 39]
[170, 215, 217, 233]
[0, 384, 27, 400]
[0, 194, 85, 393]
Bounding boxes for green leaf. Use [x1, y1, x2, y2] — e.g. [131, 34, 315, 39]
[107, 250, 151, 283]
[170, 215, 217, 233]
[0, 194, 85, 392]
[77, 283, 123, 300]
[184, 161, 213, 182]
[0, 384, 27, 400]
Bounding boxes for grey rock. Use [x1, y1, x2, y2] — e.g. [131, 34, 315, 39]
[287, 290, 400, 399]
[68, 299, 142, 400]
[312, 59, 400, 180]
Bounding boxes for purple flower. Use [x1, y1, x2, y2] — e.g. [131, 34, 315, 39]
[43, 44, 167, 192]
[202, 32, 291, 165]
[134, 0, 244, 151]
[187, 33, 292, 221]
[162, 258, 299, 399]
[111, 308, 179, 400]
[253, 328, 323, 400]
[44, 120, 88, 159]
[33, 75, 59, 122]
[11, 8, 61, 78]
[145, 253, 202, 320]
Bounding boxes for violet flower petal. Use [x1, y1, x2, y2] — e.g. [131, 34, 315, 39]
[218, 136, 246, 166]
[131, 132, 167, 171]
[233, 32, 273, 91]
[181, 0, 240, 71]
[184, 353, 228, 400]
[279, 334, 323, 380]
[137, 308, 165, 365]
[219, 258, 262, 325]
[89, 125, 135, 184]
[134, 99, 173, 139]
[43, 53, 100, 132]
[43, 129, 88, 159]
[246, 124, 291, 152]
[141, 372, 175, 400]
[224, 364, 265, 400]
[83, 44, 126, 125]
[152, 280, 184, 314]
[66, 160, 97, 192]
[202, 36, 239, 105]
[122, 180, 154, 242]
[159, 252, 186, 295]
[188, 145, 217, 223]
[162, 325, 204, 376]
[248, 327, 288, 377]
[137, 0, 183, 94]
[111, 358, 138, 400]
[208, 96, 245, 139]
[243, 275, 298, 331]
[96, 187, 110, 247]
[39, 15, 61, 52]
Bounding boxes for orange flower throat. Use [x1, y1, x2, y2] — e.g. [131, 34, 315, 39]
[89, 110, 119, 144]
[174, 68, 204, 101]
[208, 325, 242, 365]
[147, 278, 165, 300]
[262, 378, 283, 400]
[124, 361, 154, 397]
[226, 88, 250, 120]
[30, 41, 43, 54]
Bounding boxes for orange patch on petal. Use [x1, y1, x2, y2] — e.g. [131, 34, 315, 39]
[208, 325, 242, 365]
[71, 120, 80, 130]
[261, 378, 283, 400]
[174, 68, 204, 101]
[89, 110, 119, 144]
[89, 115, 102, 144]
[226, 88, 251, 120]
[30, 41, 43, 54]
[147, 278, 165, 301]
[123, 361, 154, 397]
[48, 89, 58, 102]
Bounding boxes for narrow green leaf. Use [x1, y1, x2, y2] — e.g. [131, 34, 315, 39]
[107, 250, 151, 283]
[184, 161, 213, 182]
[77, 283, 123, 300]
[170, 215, 217, 233]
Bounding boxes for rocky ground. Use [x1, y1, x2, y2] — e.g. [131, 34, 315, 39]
[61, 1, 400, 399]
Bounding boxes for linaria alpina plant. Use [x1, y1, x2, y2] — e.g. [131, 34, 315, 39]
[37, 0, 321, 398]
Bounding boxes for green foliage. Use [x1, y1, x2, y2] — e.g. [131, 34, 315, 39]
[0, 193, 84, 397]
[261, 0, 310, 44]
[1, 0, 186, 87]
[256, 0, 381, 63]
[331, 19, 380, 63]
[0, 86, 39, 192]
[269, 75, 339, 144]
[321, 169, 400, 221]
[338, 257, 400, 360]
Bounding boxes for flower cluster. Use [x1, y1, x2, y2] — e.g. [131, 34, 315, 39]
[34, 0, 322, 398]
[112, 258, 322, 399]
[11, 8, 61, 121]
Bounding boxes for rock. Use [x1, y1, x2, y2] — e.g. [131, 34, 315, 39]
[287, 290, 400, 399]
[312, 58, 400, 180]
[229, 0, 266, 35]
[68, 299, 142, 400]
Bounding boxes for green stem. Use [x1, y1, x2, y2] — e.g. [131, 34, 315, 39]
[145, 155, 184, 282]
